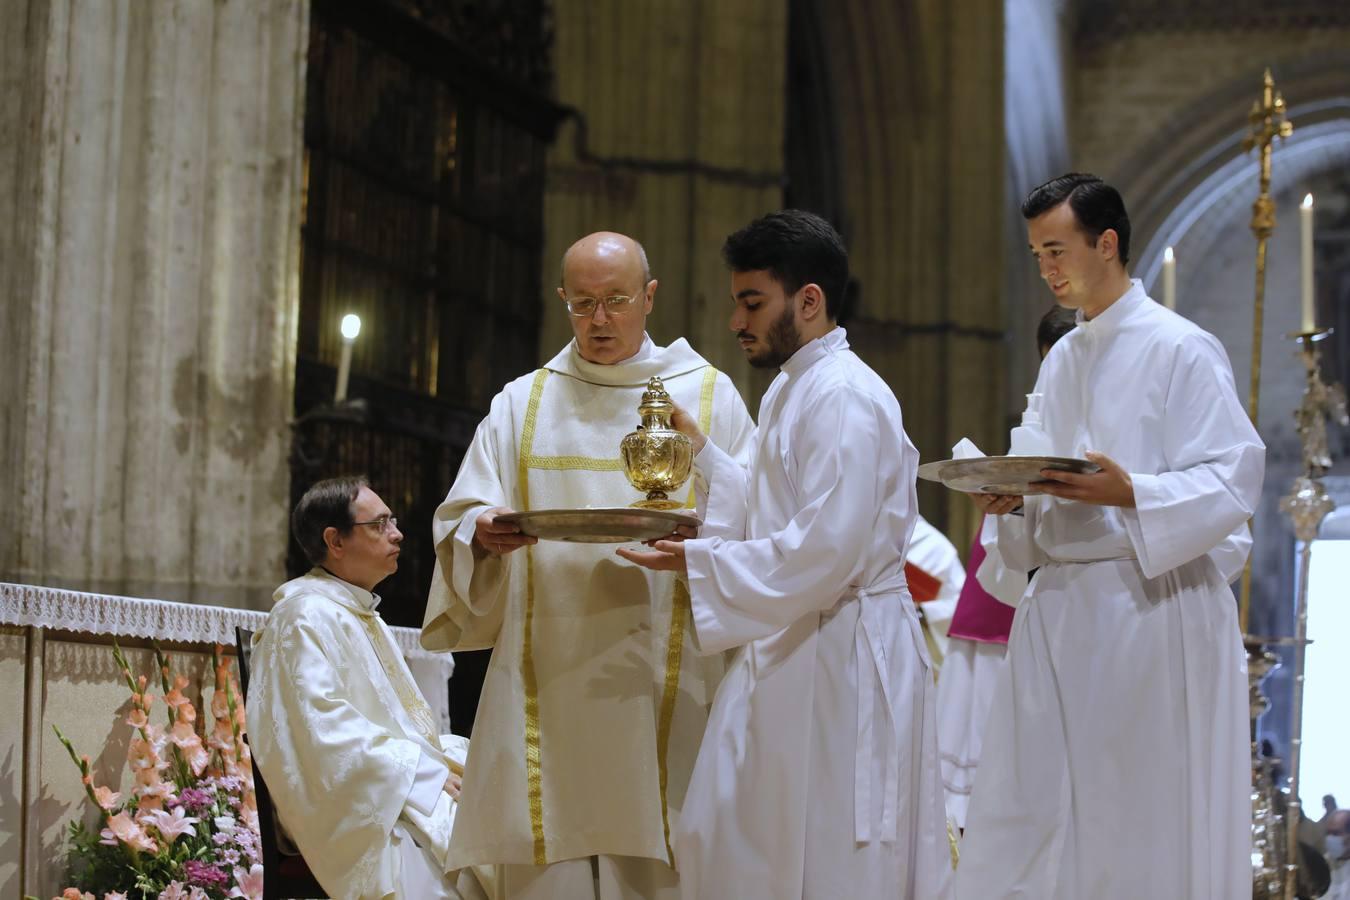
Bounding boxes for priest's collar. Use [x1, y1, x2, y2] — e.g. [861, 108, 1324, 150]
[781, 326, 849, 376]
[1076, 279, 1146, 336]
[544, 334, 712, 387]
[309, 566, 383, 615]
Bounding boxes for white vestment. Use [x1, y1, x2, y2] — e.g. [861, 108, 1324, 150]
[906, 515, 965, 663]
[422, 336, 755, 892]
[678, 327, 953, 900]
[247, 570, 478, 900]
[936, 518, 1018, 830]
[955, 281, 1264, 899]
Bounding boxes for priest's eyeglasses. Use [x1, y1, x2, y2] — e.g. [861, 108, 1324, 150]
[352, 515, 399, 535]
[563, 293, 642, 318]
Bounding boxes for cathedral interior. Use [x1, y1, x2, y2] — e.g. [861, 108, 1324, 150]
[3, 1, 1350, 893]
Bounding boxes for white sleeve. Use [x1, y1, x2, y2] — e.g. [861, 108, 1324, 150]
[405, 749, 449, 817]
[1121, 335, 1265, 579]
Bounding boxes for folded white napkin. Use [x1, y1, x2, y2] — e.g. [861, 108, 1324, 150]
[951, 438, 986, 460]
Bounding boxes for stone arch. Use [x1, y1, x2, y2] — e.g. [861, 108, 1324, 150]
[1110, 49, 1350, 290]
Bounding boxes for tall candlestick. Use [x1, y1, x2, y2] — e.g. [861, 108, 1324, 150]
[1162, 246, 1176, 311]
[335, 313, 361, 403]
[1301, 194, 1315, 332]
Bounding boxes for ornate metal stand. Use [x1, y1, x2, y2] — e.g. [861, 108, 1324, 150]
[1247, 638, 1286, 895]
[1275, 330, 1346, 900]
[1238, 68, 1294, 635]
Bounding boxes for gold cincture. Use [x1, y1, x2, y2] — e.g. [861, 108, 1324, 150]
[621, 377, 693, 510]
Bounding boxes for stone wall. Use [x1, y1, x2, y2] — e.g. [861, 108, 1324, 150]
[0, 0, 309, 608]
[1072, 27, 1350, 180]
[540, 0, 787, 405]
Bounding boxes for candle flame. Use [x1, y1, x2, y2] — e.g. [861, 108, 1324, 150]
[340, 314, 361, 340]
[1303, 193, 1314, 209]
[1164, 246, 1174, 263]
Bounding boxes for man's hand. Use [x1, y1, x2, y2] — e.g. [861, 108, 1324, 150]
[973, 493, 1023, 515]
[443, 770, 462, 800]
[669, 404, 707, 454]
[616, 540, 688, 577]
[472, 506, 537, 558]
[644, 524, 698, 546]
[1035, 451, 1136, 508]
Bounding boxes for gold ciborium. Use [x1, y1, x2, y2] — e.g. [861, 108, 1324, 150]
[620, 377, 693, 510]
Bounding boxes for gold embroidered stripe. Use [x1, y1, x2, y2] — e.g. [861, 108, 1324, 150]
[519, 366, 718, 866]
[656, 365, 719, 862]
[656, 579, 690, 864]
[518, 369, 549, 864]
[522, 455, 625, 471]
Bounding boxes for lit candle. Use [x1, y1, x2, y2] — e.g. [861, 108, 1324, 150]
[1301, 193, 1315, 332]
[1162, 246, 1176, 311]
[335, 314, 361, 403]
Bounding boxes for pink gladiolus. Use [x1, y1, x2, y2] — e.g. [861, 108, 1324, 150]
[103, 811, 158, 853]
[126, 709, 148, 730]
[128, 737, 159, 771]
[240, 805, 260, 834]
[169, 721, 198, 748]
[181, 735, 210, 776]
[227, 864, 264, 900]
[211, 692, 229, 720]
[92, 785, 122, 811]
[141, 806, 199, 842]
[59, 889, 94, 899]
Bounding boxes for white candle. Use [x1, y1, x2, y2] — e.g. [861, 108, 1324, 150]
[335, 314, 361, 403]
[1301, 194, 1315, 332]
[1162, 246, 1176, 311]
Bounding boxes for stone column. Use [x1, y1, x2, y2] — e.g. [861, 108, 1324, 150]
[541, 0, 787, 404]
[0, 0, 309, 608]
[804, 0, 1007, 544]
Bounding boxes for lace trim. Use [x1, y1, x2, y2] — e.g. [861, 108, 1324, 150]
[0, 582, 453, 674]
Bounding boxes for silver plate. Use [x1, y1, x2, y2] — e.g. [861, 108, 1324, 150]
[496, 507, 702, 543]
[916, 456, 1101, 495]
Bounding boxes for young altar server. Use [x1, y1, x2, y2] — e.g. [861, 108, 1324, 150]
[619, 210, 953, 900]
[957, 174, 1265, 899]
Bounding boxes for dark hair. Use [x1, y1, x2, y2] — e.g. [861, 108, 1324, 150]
[1037, 304, 1078, 354]
[722, 210, 849, 319]
[292, 476, 367, 566]
[1021, 173, 1132, 266]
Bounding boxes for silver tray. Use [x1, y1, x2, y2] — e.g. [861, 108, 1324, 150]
[495, 507, 701, 543]
[916, 455, 1101, 495]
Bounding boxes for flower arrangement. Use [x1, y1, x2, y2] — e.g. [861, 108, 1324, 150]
[45, 643, 263, 900]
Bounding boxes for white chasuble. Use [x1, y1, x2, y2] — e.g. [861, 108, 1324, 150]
[679, 327, 954, 900]
[423, 337, 756, 873]
[247, 570, 467, 900]
[955, 281, 1265, 900]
